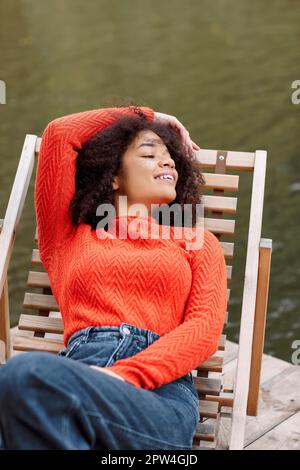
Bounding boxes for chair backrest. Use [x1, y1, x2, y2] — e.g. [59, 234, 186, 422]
[0, 134, 268, 450]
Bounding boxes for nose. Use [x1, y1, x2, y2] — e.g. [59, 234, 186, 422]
[158, 156, 175, 169]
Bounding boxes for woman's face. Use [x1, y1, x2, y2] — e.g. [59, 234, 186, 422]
[113, 130, 179, 212]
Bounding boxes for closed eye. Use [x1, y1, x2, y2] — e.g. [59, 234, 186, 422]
[142, 155, 155, 158]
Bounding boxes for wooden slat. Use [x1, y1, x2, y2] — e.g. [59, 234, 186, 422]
[194, 376, 222, 396]
[199, 400, 219, 419]
[223, 311, 229, 328]
[219, 334, 226, 351]
[194, 421, 216, 442]
[31, 248, 40, 264]
[221, 242, 234, 259]
[18, 314, 63, 334]
[205, 394, 234, 408]
[194, 149, 255, 171]
[192, 444, 216, 450]
[13, 335, 63, 353]
[27, 271, 51, 288]
[197, 355, 223, 373]
[35, 137, 41, 153]
[202, 173, 239, 191]
[204, 218, 235, 235]
[194, 433, 215, 443]
[202, 195, 237, 214]
[23, 293, 59, 311]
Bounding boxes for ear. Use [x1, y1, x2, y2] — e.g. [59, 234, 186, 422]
[112, 176, 120, 191]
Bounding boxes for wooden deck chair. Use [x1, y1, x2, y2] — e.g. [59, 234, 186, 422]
[0, 134, 272, 450]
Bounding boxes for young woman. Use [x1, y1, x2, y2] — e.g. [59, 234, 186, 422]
[0, 105, 228, 450]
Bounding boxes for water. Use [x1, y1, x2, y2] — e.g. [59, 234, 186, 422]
[0, 0, 299, 362]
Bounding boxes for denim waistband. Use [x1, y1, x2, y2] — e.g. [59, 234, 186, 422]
[66, 322, 194, 384]
[67, 322, 161, 348]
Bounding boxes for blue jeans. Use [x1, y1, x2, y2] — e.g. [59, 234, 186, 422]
[0, 322, 200, 450]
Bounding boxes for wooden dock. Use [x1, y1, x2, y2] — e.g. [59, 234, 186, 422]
[8, 328, 300, 450]
[209, 340, 300, 450]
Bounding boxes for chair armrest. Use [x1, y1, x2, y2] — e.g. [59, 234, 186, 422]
[247, 238, 272, 416]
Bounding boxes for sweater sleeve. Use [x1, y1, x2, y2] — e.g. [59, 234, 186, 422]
[34, 106, 155, 274]
[106, 230, 228, 390]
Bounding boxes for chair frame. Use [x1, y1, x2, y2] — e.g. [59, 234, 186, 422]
[0, 134, 272, 450]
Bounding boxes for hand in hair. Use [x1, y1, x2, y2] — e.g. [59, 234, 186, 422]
[154, 112, 200, 158]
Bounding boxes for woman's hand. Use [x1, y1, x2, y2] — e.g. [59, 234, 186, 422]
[89, 365, 125, 381]
[154, 112, 200, 157]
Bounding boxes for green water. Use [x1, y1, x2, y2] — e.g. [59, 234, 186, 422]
[0, 0, 299, 361]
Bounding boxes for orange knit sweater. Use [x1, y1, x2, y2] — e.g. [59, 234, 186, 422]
[34, 105, 228, 390]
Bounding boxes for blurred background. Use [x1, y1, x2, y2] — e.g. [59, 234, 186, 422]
[0, 0, 299, 361]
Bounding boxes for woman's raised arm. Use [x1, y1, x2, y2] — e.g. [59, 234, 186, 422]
[34, 106, 154, 274]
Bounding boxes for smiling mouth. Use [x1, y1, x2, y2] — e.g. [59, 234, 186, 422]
[154, 175, 175, 184]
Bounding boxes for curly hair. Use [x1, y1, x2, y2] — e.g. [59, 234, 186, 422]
[69, 107, 205, 229]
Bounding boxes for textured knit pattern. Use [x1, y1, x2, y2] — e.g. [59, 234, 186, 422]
[34, 105, 228, 390]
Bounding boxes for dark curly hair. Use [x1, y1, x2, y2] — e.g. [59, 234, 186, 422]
[69, 107, 205, 229]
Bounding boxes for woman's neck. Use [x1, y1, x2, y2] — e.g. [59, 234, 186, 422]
[114, 197, 154, 219]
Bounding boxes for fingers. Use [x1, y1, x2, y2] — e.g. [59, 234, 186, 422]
[154, 112, 200, 156]
[169, 117, 200, 156]
[192, 140, 201, 150]
[181, 132, 200, 157]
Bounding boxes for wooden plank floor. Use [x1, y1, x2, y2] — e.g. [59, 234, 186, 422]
[9, 327, 300, 450]
[222, 340, 300, 450]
